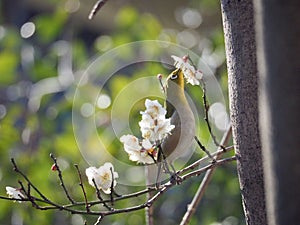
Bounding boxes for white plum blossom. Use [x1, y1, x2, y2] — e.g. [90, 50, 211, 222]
[120, 99, 174, 164]
[120, 134, 141, 154]
[139, 99, 174, 142]
[151, 118, 174, 140]
[141, 99, 167, 119]
[171, 55, 203, 86]
[120, 134, 155, 164]
[139, 114, 154, 140]
[172, 55, 188, 69]
[139, 116, 174, 142]
[85, 162, 118, 194]
[6, 186, 24, 202]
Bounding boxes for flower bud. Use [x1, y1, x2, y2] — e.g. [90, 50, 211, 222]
[51, 164, 58, 171]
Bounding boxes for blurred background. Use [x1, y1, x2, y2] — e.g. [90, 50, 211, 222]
[0, 0, 244, 224]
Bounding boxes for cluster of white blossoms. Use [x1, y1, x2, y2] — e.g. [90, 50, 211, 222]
[171, 55, 203, 86]
[6, 186, 24, 203]
[120, 99, 175, 164]
[85, 162, 118, 194]
[139, 99, 174, 142]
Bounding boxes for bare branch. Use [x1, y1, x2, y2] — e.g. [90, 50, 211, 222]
[1, 155, 236, 225]
[18, 181, 38, 208]
[4, 131, 234, 225]
[91, 178, 113, 211]
[88, 0, 109, 20]
[74, 164, 90, 212]
[109, 167, 114, 205]
[177, 145, 233, 176]
[180, 125, 232, 225]
[11, 158, 51, 203]
[194, 136, 216, 162]
[50, 153, 75, 204]
[93, 215, 103, 225]
[200, 80, 227, 152]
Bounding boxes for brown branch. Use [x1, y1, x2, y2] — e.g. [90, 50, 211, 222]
[180, 125, 232, 225]
[200, 80, 227, 152]
[88, 0, 109, 20]
[97, 157, 236, 217]
[109, 167, 114, 205]
[50, 153, 75, 204]
[194, 136, 216, 162]
[18, 181, 39, 209]
[74, 164, 90, 213]
[88, 187, 155, 207]
[1, 187, 155, 210]
[4, 140, 235, 224]
[92, 178, 113, 211]
[177, 145, 234, 176]
[0, 156, 237, 225]
[181, 156, 236, 181]
[93, 215, 103, 225]
[11, 158, 51, 203]
[9, 161, 78, 212]
[0, 195, 30, 202]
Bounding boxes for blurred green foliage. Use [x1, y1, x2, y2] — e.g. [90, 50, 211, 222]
[0, 1, 244, 225]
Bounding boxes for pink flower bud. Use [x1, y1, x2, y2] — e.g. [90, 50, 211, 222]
[51, 164, 58, 171]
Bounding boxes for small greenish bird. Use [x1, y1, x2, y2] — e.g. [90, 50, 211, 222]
[157, 68, 196, 181]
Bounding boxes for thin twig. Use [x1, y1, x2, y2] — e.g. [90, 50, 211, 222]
[74, 164, 90, 213]
[18, 181, 40, 209]
[179, 125, 232, 225]
[194, 136, 216, 162]
[145, 167, 154, 225]
[177, 145, 234, 176]
[50, 153, 75, 204]
[201, 80, 227, 152]
[89, 157, 236, 217]
[27, 183, 31, 197]
[11, 158, 51, 203]
[92, 178, 113, 211]
[145, 156, 236, 211]
[109, 167, 114, 205]
[181, 156, 236, 181]
[94, 215, 103, 225]
[0, 195, 30, 202]
[1, 155, 235, 219]
[8, 187, 156, 210]
[88, 187, 154, 207]
[88, 0, 109, 20]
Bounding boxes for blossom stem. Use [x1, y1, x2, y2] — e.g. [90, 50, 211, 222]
[201, 80, 227, 152]
[194, 136, 216, 163]
[88, 0, 109, 20]
[74, 164, 90, 212]
[92, 178, 113, 211]
[50, 153, 75, 204]
[11, 158, 51, 203]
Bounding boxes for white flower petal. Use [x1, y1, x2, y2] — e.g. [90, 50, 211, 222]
[171, 55, 201, 86]
[120, 135, 141, 153]
[6, 186, 24, 202]
[142, 139, 153, 149]
[171, 55, 186, 69]
[85, 167, 99, 187]
[142, 99, 166, 118]
[85, 163, 118, 194]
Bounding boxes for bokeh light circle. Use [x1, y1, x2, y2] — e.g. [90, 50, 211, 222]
[72, 40, 227, 187]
